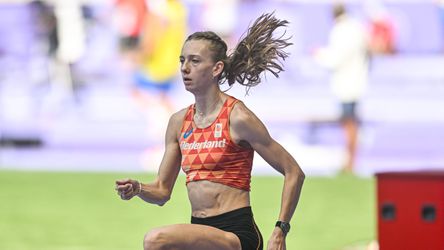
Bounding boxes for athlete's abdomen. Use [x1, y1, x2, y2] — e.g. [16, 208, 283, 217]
[187, 180, 250, 218]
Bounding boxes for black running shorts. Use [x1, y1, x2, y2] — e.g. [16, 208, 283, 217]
[191, 206, 263, 250]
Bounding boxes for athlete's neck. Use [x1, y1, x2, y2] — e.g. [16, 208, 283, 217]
[194, 90, 225, 117]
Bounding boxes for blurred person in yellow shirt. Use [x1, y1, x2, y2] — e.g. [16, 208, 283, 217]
[131, 0, 187, 164]
[132, 0, 187, 111]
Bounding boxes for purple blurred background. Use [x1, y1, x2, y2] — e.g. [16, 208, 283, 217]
[1, 0, 443, 176]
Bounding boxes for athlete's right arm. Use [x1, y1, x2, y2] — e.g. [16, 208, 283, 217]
[116, 110, 185, 206]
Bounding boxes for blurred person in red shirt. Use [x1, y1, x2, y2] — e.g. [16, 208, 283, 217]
[113, 0, 147, 55]
[365, 0, 396, 54]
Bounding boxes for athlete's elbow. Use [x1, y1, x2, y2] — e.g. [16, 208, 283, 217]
[156, 201, 167, 206]
[156, 198, 169, 206]
[155, 193, 171, 206]
[298, 169, 305, 182]
[294, 164, 305, 180]
[142, 192, 171, 206]
[286, 164, 305, 183]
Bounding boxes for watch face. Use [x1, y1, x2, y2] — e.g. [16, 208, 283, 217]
[277, 221, 290, 234]
[281, 223, 290, 233]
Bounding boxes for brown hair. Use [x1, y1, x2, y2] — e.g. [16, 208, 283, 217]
[185, 12, 292, 93]
[333, 3, 346, 19]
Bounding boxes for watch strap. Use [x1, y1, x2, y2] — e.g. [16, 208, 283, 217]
[275, 221, 290, 235]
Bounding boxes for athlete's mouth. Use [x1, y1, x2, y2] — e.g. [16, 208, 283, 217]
[183, 77, 192, 83]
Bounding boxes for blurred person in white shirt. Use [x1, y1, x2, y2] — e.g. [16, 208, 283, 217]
[314, 3, 369, 174]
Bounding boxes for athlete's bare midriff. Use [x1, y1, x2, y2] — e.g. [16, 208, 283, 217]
[187, 180, 250, 218]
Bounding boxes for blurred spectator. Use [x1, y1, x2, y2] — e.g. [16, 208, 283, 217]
[29, 0, 58, 59]
[136, 0, 187, 100]
[314, 3, 369, 174]
[54, 0, 86, 69]
[27, 1, 58, 118]
[113, 0, 147, 62]
[31, 0, 87, 117]
[131, 0, 187, 144]
[365, 0, 396, 54]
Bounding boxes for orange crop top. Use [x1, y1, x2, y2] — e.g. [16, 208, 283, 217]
[179, 96, 254, 191]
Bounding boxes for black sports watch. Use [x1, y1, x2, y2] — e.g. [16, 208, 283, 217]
[275, 221, 291, 235]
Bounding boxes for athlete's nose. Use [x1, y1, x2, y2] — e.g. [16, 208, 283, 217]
[181, 61, 190, 74]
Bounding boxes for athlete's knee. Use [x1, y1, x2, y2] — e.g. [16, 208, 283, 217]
[143, 228, 171, 250]
[226, 233, 242, 250]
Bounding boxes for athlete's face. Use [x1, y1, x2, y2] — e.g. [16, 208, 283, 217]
[180, 40, 223, 93]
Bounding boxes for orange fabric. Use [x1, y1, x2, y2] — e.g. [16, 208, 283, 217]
[179, 96, 254, 191]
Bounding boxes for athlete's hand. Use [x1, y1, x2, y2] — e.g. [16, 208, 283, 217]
[267, 227, 287, 250]
[115, 179, 141, 200]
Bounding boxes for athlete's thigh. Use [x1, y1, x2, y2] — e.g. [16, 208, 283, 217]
[145, 223, 241, 250]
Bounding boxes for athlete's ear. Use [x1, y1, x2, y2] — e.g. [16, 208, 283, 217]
[212, 61, 224, 78]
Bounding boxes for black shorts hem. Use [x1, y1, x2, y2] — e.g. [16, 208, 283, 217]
[191, 206, 263, 250]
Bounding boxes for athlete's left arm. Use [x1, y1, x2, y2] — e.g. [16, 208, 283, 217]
[230, 102, 305, 249]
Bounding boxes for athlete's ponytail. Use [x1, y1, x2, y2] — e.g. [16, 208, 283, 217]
[185, 12, 292, 93]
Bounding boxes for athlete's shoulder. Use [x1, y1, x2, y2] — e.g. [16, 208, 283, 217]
[167, 107, 191, 140]
[229, 100, 268, 144]
[230, 100, 260, 128]
[169, 106, 190, 123]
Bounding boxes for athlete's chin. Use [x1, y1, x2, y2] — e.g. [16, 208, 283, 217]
[184, 84, 197, 93]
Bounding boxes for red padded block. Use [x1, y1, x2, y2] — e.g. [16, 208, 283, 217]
[377, 171, 444, 250]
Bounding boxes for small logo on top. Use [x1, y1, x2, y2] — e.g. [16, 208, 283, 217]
[183, 127, 193, 139]
[214, 123, 222, 138]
